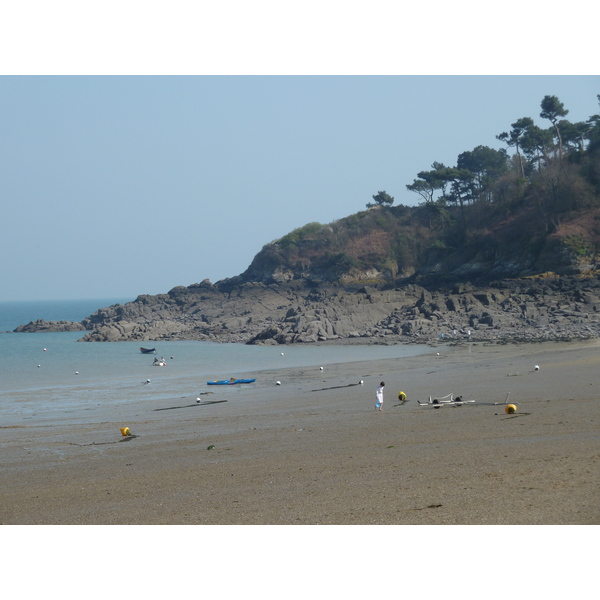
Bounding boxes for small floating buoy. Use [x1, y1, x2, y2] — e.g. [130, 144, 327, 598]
[359, 380, 364, 385]
[38, 364, 41, 368]
[505, 404, 517, 414]
[319, 366, 323, 370]
[196, 397, 201, 403]
[398, 391, 407, 402]
[43, 348, 47, 352]
[276, 381, 281, 386]
[280, 352, 284, 356]
[120, 426, 131, 436]
[534, 365, 540, 371]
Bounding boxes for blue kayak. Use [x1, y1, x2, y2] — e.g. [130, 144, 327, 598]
[207, 378, 256, 385]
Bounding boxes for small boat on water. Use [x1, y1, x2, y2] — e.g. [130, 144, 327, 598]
[207, 378, 256, 385]
[140, 347, 156, 354]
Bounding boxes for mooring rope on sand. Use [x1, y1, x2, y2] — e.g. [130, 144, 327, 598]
[309, 382, 362, 392]
[154, 399, 228, 411]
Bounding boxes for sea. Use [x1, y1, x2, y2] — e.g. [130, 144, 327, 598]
[0, 298, 432, 425]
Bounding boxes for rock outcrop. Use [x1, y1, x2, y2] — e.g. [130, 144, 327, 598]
[13, 319, 87, 333]
[15, 274, 600, 345]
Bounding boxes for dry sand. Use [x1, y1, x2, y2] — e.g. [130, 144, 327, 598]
[1, 339, 599, 525]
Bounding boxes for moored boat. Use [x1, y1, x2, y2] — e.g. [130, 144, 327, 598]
[140, 347, 156, 354]
[207, 378, 256, 385]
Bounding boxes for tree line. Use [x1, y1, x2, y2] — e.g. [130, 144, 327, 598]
[369, 94, 600, 234]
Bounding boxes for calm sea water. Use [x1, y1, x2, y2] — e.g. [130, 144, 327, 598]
[0, 298, 431, 424]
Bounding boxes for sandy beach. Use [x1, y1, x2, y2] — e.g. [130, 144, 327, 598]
[1, 339, 599, 525]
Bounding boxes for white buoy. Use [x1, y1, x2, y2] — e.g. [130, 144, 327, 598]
[281, 352, 284, 356]
[43, 348, 47, 352]
[534, 365, 540, 371]
[359, 380, 364, 385]
[319, 366, 323, 370]
[276, 381, 281, 386]
[196, 397, 201, 403]
[436, 352, 440, 356]
[75, 371, 79, 375]
[38, 364, 41, 368]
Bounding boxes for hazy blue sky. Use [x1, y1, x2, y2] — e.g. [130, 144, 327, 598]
[1, 75, 598, 302]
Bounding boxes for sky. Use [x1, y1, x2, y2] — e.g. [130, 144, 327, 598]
[0, 5, 598, 302]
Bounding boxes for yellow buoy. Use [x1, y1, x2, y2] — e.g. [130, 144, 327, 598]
[505, 404, 517, 414]
[120, 426, 131, 436]
[398, 391, 407, 401]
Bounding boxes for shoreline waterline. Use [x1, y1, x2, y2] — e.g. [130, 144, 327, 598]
[1, 331, 437, 426]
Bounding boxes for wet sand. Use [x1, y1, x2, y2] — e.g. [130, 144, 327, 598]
[1, 340, 599, 525]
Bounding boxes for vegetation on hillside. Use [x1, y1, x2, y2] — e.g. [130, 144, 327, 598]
[242, 94, 600, 285]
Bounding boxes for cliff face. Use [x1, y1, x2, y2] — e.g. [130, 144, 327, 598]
[239, 205, 600, 288]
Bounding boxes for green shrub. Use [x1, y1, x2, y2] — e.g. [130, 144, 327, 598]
[563, 234, 593, 257]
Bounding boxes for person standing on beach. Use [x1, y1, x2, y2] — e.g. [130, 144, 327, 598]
[375, 381, 385, 411]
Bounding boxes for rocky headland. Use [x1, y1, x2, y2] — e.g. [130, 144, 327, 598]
[13, 200, 600, 346]
[14, 200, 600, 346]
[14, 136, 600, 345]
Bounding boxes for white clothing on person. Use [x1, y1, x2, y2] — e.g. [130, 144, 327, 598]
[375, 385, 384, 408]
